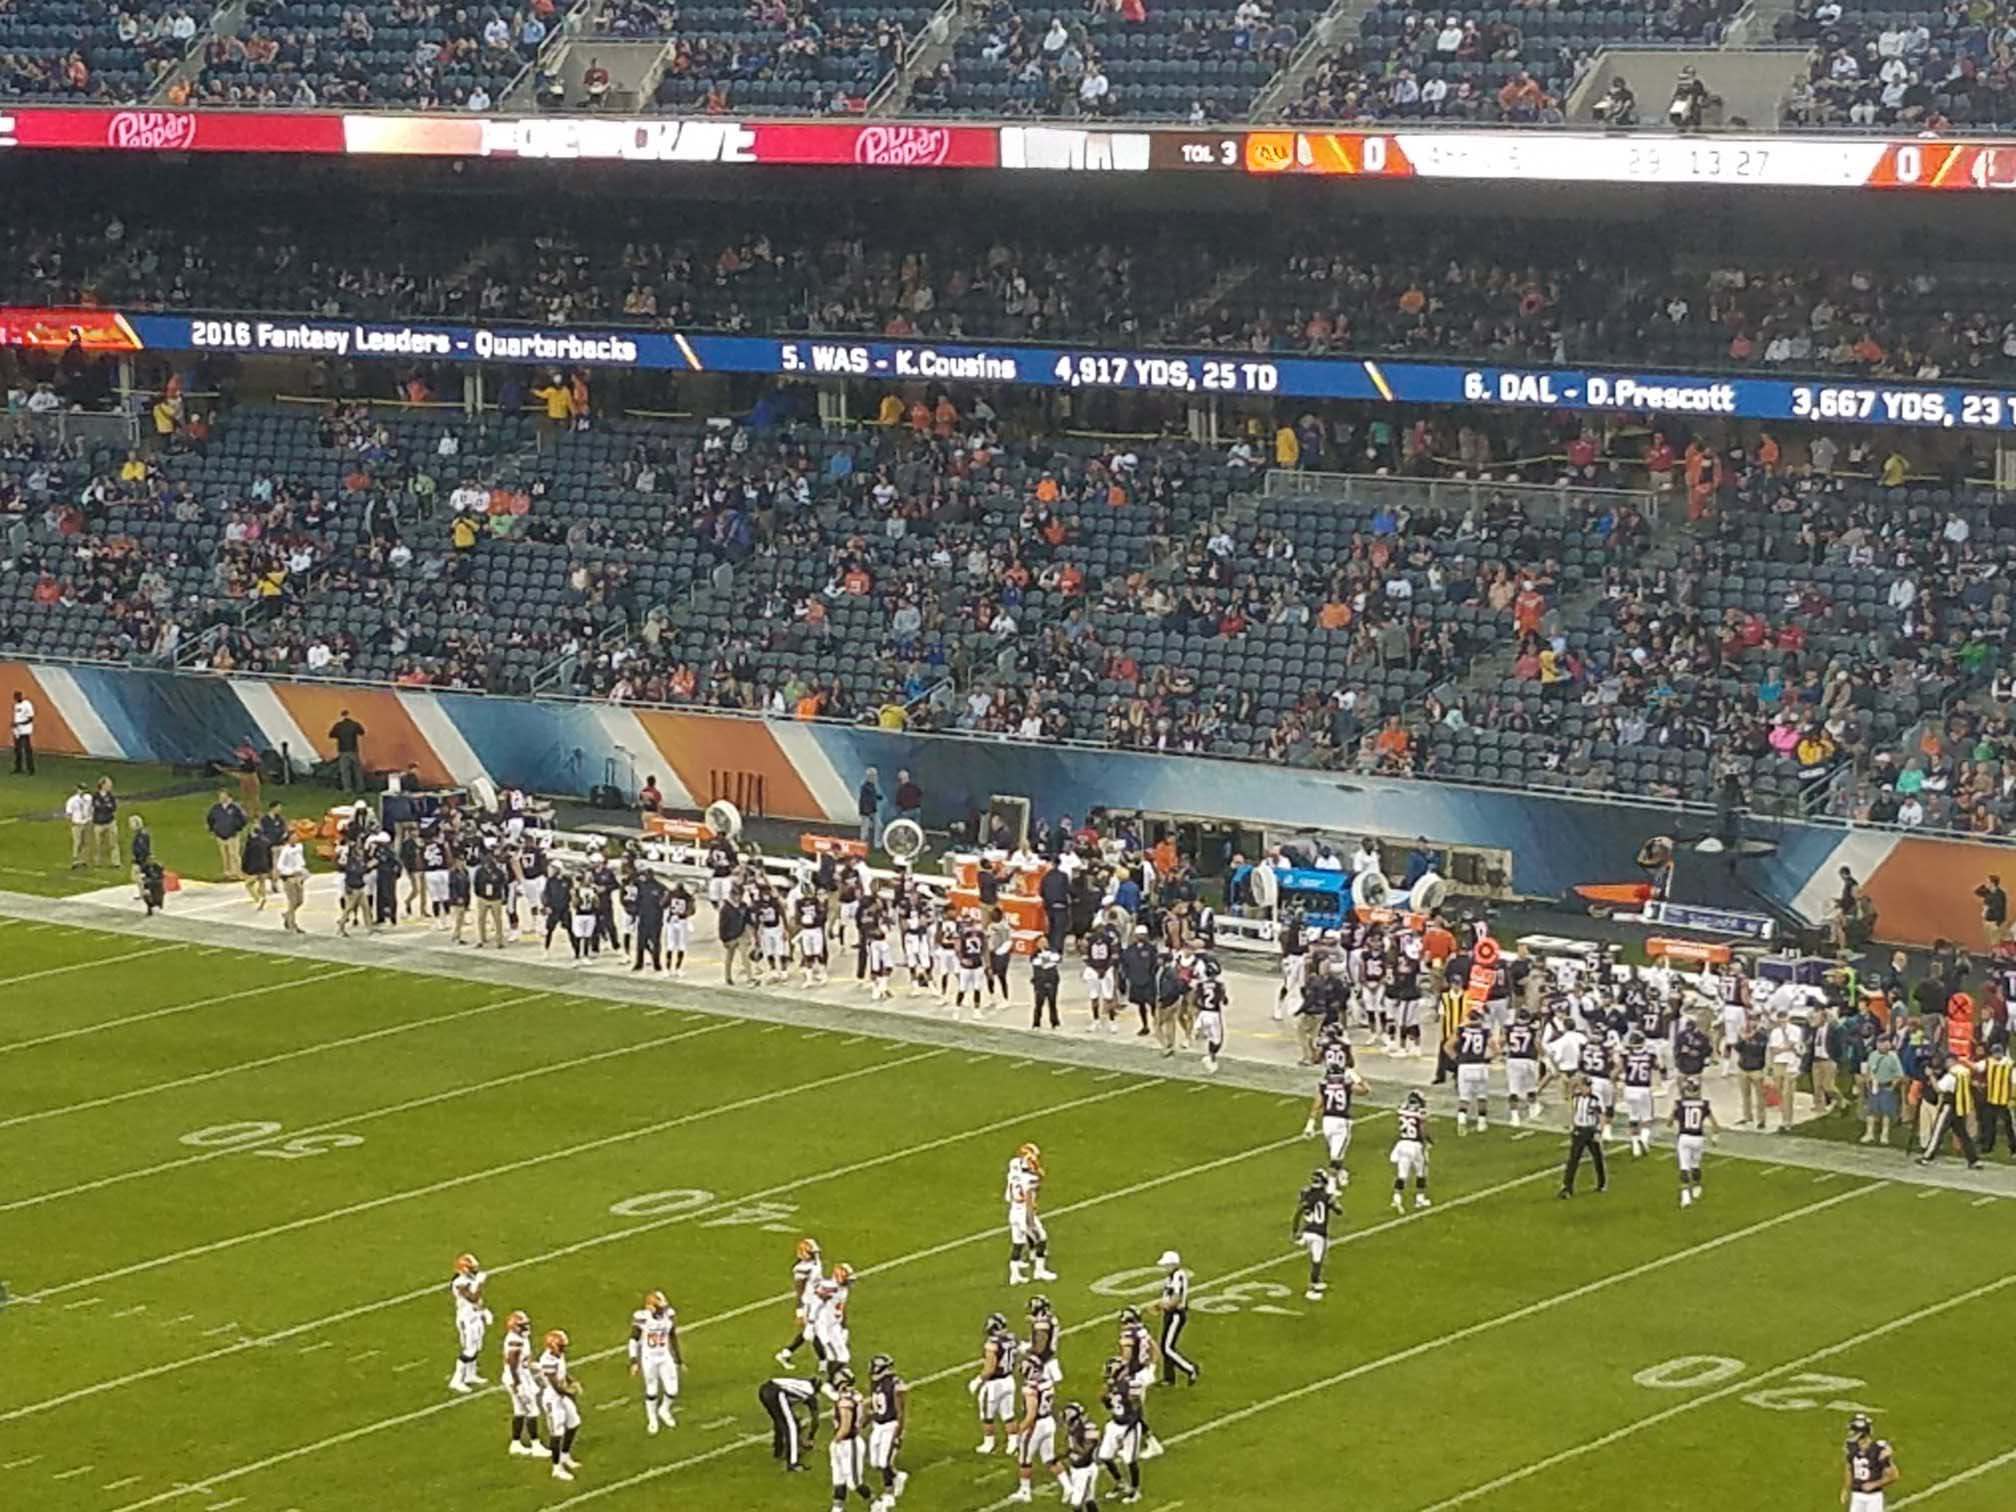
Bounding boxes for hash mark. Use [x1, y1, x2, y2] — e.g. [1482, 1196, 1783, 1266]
[206, 1498, 246, 1511]
[800, 1031, 825, 1041]
[762, 1025, 787, 1035]
[1008, 1060, 1034, 1071]
[62, 1296, 102, 1310]
[353, 1349, 380, 1361]
[110, 1304, 148, 1319]
[1051, 1066, 1075, 1076]
[598, 1398, 629, 1411]
[50, 1465, 95, 1481]
[841, 1036, 868, 1047]
[644, 1008, 674, 1017]
[164, 1313, 196, 1325]
[1918, 1189, 1942, 1199]
[1188, 1084, 1208, 1094]
[699, 1416, 738, 1431]
[1758, 1166, 1784, 1177]
[1511, 1130, 1539, 1141]
[1974, 1196, 1999, 1207]
[964, 1053, 991, 1064]
[298, 1341, 334, 1354]
[2, 1456, 41, 1470]
[200, 1321, 241, 1337]
[392, 1359, 427, 1373]
[103, 1476, 143, 1491]
[197, 947, 230, 956]
[1812, 1173, 1839, 1184]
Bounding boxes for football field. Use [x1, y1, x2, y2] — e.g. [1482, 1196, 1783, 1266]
[2, 912, 2014, 1512]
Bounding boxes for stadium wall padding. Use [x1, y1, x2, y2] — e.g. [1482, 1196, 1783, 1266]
[10, 663, 2005, 946]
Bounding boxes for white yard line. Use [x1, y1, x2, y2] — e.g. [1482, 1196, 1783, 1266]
[103, 1476, 142, 1491]
[22, 1048, 950, 1307]
[1413, 1269, 2016, 1512]
[1147, 1182, 1887, 1467]
[0, 992, 549, 1130]
[0, 944, 179, 989]
[0, 967, 363, 1057]
[90, 1080, 1169, 1512]
[1, 1020, 734, 1213]
[34, 1066, 1151, 1434]
[50, 1464, 96, 1481]
[1892, 1442, 2016, 1507]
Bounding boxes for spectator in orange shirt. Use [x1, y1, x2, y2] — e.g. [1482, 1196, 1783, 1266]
[1034, 473, 1060, 504]
[1373, 717, 1412, 769]
[1512, 580, 1546, 637]
[1318, 598, 1353, 631]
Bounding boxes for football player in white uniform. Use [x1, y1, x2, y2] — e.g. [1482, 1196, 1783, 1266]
[776, 1237, 824, 1366]
[810, 1263, 855, 1375]
[1010, 1353, 1064, 1503]
[628, 1290, 683, 1435]
[538, 1329, 583, 1481]
[1005, 1142, 1058, 1285]
[447, 1252, 491, 1393]
[501, 1311, 543, 1457]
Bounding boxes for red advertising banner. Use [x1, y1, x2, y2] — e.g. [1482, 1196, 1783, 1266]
[0, 106, 344, 154]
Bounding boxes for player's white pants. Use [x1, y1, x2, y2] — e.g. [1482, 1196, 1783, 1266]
[666, 918, 691, 954]
[1848, 1494, 1886, 1512]
[814, 1321, 851, 1366]
[1083, 967, 1116, 1001]
[904, 935, 930, 971]
[829, 1437, 866, 1487]
[868, 1420, 902, 1470]
[1507, 1059, 1539, 1099]
[1676, 1133, 1706, 1174]
[1196, 1009, 1224, 1054]
[1020, 1415, 1057, 1466]
[1624, 1086, 1655, 1125]
[1281, 954, 1307, 1001]
[1009, 1207, 1048, 1248]
[867, 939, 892, 975]
[1096, 1420, 1142, 1464]
[1063, 1464, 1098, 1507]
[515, 879, 544, 914]
[506, 1379, 541, 1421]
[1322, 1115, 1353, 1164]
[1456, 1064, 1488, 1102]
[759, 925, 785, 959]
[542, 1391, 582, 1435]
[706, 875, 730, 905]
[457, 1312, 487, 1358]
[1298, 1232, 1329, 1265]
[1391, 1138, 1429, 1183]
[425, 869, 449, 905]
[979, 1377, 1017, 1423]
[1590, 1075, 1616, 1112]
[638, 1354, 680, 1402]
[797, 928, 827, 962]
[957, 965, 983, 994]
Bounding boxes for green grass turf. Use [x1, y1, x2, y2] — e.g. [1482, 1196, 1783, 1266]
[2, 918, 2013, 1512]
[0, 756, 310, 897]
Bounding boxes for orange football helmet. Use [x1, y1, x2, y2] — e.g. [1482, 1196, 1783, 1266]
[544, 1329, 570, 1353]
[645, 1290, 668, 1311]
[795, 1237, 820, 1262]
[506, 1310, 530, 1331]
[454, 1252, 480, 1275]
[832, 1262, 855, 1284]
[1017, 1143, 1043, 1172]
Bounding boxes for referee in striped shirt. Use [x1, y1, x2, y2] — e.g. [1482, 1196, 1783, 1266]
[1433, 979, 1467, 1086]
[1560, 1075, 1609, 1197]
[1917, 1057, 1982, 1169]
[1155, 1250, 1199, 1386]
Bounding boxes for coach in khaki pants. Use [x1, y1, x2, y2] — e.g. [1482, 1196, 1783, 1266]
[206, 790, 248, 879]
[63, 783, 93, 867]
[1735, 1021, 1770, 1126]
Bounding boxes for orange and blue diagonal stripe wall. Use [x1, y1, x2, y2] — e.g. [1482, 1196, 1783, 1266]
[1, 661, 2001, 948]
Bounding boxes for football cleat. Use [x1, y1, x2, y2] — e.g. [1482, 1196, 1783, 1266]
[455, 1252, 480, 1275]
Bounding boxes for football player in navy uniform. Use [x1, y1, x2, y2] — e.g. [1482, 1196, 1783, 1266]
[1275, 905, 1307, 1023]
[827, 1366, 870, 1511]
[1454, 1007, 1494, 1135]
[1302, 1064, 1367, 1190]
[1390, 1089, 1432, 1212]
[1670, 1076, 1720, 1208]
[1193, 956, 1228, 1073]
[1293, 1167, 1333, 1301]
[1096, 1358, 1144, 1504]
[954, 919, 988, 1017]
[665, 879, 695, 978]
[1577, 1033, 1617, 1142]
[1060, 1401, 1102, 1510]
[1026, 1294, 1062, 1384]
[1621, 1029, 1660, 1157]
[972, 1312, 1019, 1456]
[1842, 1414, 1898, 1511]
[859, 893, 894, 1001]
[865, 1353, 908, 1512]
[1504, 1007, 1542, 1127]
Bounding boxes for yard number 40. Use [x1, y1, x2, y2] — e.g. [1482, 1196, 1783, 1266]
[1632, 1356, 1880, 1414]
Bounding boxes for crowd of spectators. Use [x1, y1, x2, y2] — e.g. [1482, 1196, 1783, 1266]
[648, 2, 913, 116]
[1778, 0, 2016, 132]
[11, 369, 2016, 836]
[0, 0, 201, 101]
